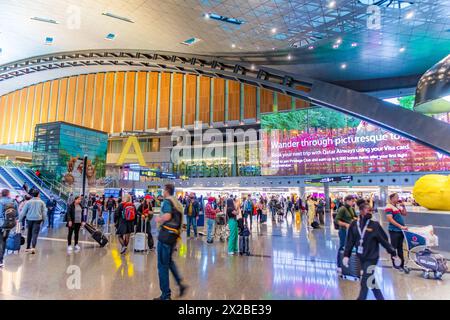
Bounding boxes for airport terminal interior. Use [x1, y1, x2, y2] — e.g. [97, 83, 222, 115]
[0, 0, 449, 301]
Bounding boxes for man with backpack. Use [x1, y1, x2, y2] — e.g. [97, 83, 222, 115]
[154, 184, 188, 300]
[243, 194, 254, 229]
[19, 190, 47, 254]
[184, 194, 199, 238]
[0, 189, 18, 267]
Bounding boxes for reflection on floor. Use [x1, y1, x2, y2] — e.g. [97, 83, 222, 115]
[0, 213, 448, 300]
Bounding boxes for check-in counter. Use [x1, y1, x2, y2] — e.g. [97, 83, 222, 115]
[376, 206, 450, 253]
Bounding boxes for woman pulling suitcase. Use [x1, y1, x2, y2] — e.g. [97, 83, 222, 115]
[66, 196, 86, 253]
[137, 195, 154, 251]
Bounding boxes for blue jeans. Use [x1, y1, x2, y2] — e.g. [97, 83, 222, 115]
[206, 218, 215, 242]
[186, 215, 197, 237]
[157, 241, 182, 299]
[337, 228, 347, 268]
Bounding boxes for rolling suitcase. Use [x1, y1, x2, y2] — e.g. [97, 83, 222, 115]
[134, 216, 148, 252]
[85, 223, 109, 247]
[339, 249, 361, 281]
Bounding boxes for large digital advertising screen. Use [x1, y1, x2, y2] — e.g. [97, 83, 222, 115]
[260, 102, 450, 176]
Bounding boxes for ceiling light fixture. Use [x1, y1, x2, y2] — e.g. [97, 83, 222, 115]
[204, 13, 210, 19]
[231, 43, 236, 48]
[351, 42, 358, 47]
[405, 11, 414, 19]
[332, 44, 339, 49]
[105, 33, 116, 41]
[102, 12, 134, 23]
[250, 64, 256, 70]
[287, 54, 292, 60]
[30, 17, 59, 24]
[308, 45, 314, 50]
[399, 47, 406, 52]
[335, 38, 342, 44]
[45, 37, 54, 45]
[341, 63, 347, 69]
[328, 1, 336, 9]
[271, 27, 277, 33]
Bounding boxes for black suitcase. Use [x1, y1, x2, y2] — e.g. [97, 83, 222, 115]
[339, 249, 361, 281]
[311, 221, 320, 229]
[85, 223, 109, 247]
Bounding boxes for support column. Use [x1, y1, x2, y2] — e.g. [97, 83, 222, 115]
[379, 186, 389, 208]
[324, 182, 330, 213]
[298, 187, 306, 202]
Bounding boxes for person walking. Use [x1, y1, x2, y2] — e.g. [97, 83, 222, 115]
[205, 197, 219, 244]
[106, 195, 117, 225]
[343, 202, 401, 300]
[306, 196, 318, 229]
[19, 194, 32, 231]
[66, 196, 86, 253]
[385, 193, 408, 272]
[334, 195, 357, 273]
[0, 189, 19, 268]
[137, 195, 154, 250]
[19, 190, 47, 254]
[226, 195, 239, 255]
[114, 194, 136, 255]
[286, 196, 294, 220]
[154, 184, 187, 300]
[256, 198, 265, 224]
[184, 194, 199, 238]
[46, 196, 57, 228]
[243, 194, 254, 229]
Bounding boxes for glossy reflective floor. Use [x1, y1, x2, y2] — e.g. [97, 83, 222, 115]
[0, 213, 449, 300]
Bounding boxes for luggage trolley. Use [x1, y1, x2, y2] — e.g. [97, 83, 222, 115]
[403, 226, 448, 280]
[214, 212, 229, 242]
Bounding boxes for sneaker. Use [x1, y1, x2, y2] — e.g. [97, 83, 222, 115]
[74, 245, 81, 252]
[120, 246, 127, 255]
[30, 248, 36, 254]
[228, 252, 235, 256]
[67, 246, 73, 253]
[179, 283, 188, 297]
[25, 248, 32, 253]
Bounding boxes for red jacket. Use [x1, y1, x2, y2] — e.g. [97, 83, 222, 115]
[205, 203, 217, 220]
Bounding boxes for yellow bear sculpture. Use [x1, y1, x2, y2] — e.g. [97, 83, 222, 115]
[412, 175, 450, 211]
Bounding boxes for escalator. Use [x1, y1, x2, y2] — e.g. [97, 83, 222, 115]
[9, 167, 50, 203]
[0, 166, 23, 191]
[17, 167, 67, 212]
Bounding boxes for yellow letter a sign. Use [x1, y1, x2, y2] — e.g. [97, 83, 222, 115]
[116, 136, 147, 166]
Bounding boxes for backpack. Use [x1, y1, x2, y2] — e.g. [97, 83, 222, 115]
[122, 204, 136, 221]
[245, 200, 253, 212]
[2, 203, 17, 230]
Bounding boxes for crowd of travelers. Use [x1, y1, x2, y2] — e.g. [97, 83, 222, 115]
[0, 181, 411, 300]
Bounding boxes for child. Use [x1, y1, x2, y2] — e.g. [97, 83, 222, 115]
[237, 214, 250, 256]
